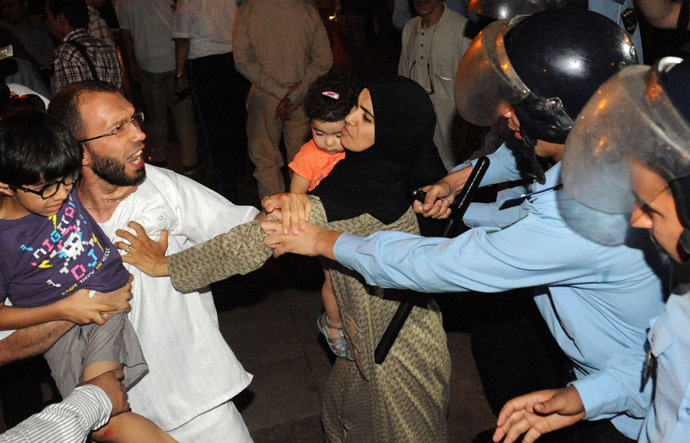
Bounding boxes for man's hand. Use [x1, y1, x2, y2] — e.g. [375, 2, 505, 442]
[493, 387, 586, 443]
[115, 221, 170, 277]
[102, 186, 137, 204]
[276, 81, 302, 120]
[276, 97, 298, 120]
[261, 220, 340, 260]
[90, 274, 134, 313]
[81, 368, 130, 416]
[261, 192, 312, 234]
[286, 80, 301, 95]
[55, 290, 119, 325]
[412, 167, 473, 219]
[174, 72, 190, 98]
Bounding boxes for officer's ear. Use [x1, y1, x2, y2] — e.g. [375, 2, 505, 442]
[499, 105, 514, 120]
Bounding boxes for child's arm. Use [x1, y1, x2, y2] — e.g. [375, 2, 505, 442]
[0, 289, 119, 330]
[289, 173, 311, 194]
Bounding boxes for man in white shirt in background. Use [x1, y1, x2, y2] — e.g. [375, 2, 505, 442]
[173, 0, 249, 200]
[117, 0, 199, 175]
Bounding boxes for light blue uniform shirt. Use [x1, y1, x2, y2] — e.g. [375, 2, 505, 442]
[639, 283, 690, 442]
[589, 0, 643, 62]
[333, 148, 667, 439]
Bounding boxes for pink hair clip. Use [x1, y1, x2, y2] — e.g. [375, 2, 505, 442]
[322, 91, 340, 100]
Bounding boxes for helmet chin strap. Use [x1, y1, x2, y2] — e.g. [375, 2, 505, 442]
[669, 178, 690, 283]
[671, 251, 690, 284]
[504, 131, 548, 184]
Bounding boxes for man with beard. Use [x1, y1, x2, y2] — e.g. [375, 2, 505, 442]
[44, 80, 258, 441]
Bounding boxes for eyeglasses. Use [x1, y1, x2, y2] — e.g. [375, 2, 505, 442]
[11, 172, 79, 199]
[409, 61, 434, 95]
[79, 111, 145, 143]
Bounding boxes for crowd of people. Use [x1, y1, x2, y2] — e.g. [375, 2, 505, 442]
[0, 0, 690, 442]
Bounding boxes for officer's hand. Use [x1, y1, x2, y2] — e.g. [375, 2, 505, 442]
[493, 387, 585, 443]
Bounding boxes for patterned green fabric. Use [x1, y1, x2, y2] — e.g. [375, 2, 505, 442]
[167, 197, 450, 442]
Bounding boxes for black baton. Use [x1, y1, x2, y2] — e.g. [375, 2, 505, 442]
[374, 156, 490, 365]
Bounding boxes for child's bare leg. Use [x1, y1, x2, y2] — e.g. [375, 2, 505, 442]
[318, 269, 348, 357]
[91, 411, 177, 443]
[321, 270, 342, 339]
[83, 361, 177, 443]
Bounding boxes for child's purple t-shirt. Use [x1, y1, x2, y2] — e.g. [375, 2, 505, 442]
[0, 189, 129, 307]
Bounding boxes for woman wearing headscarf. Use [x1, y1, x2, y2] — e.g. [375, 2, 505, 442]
[119, 76, 451, 441]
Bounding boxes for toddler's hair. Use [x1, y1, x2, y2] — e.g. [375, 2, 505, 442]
[303, 72, 360, 122]
[0, 110, 81, 187]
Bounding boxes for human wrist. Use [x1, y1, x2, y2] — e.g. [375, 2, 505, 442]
[447, 169, 470, 195]
[151, 256, 170, 277]
[316, 230, 340, 260]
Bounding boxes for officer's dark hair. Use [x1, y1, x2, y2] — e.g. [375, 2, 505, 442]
[47, 0, 88, 30]
[303, 72, 360, 123]
[48, 80, 119, 141]
[0, 110, 81, 187]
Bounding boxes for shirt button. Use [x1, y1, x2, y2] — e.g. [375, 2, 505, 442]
[421, 44, 424, 47]
[420, 56, 424, 59]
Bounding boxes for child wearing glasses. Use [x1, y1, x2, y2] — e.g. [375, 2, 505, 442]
[286, 73, 358, 358]
[0, 110, 174, 442]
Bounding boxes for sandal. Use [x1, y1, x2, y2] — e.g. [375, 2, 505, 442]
[317, 312, 348, 358]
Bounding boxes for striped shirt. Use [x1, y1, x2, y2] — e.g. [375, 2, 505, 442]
[51, 28, 123, 95]
[0, 385, 112, 442]
[88, 5, 116, 49]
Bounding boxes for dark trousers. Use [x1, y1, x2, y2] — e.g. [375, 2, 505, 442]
[0, 356, 60, 427]
[470, 292, 635, 443]
[187, 52, 250, 199]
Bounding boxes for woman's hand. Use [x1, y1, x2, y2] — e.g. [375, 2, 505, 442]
[261, 193, 312, 234]
[261, 220, 340, 259]
[56, 289, 119, 325]
[493, 387, 586, 443]
[115, 221, 170, 277]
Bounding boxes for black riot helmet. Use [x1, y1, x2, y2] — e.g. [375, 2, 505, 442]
[455, 9, 638, 144]
[467, 0, 587, 20]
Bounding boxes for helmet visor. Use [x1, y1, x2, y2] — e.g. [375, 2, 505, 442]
[562, 58, 690, 242]
[455, 17, 530, 126]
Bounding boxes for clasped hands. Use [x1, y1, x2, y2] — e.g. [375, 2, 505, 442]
[275, 81, 301, 121]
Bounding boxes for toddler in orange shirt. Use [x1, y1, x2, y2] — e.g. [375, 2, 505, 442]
[288, 73, 358, 357]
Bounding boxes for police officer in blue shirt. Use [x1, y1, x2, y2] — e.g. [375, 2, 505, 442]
[546, 56, 690, 443]
[264, 9, 664, 442]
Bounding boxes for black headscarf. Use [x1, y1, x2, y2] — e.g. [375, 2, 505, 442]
[312, 75, 446, 224]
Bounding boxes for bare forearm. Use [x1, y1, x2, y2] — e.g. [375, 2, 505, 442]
[0, 321, 73, 365]
[174, 38, 190, 75]
[120, 29, 138, 72]
[0, 305, 63, 330]
[636, 0, 682, 28]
